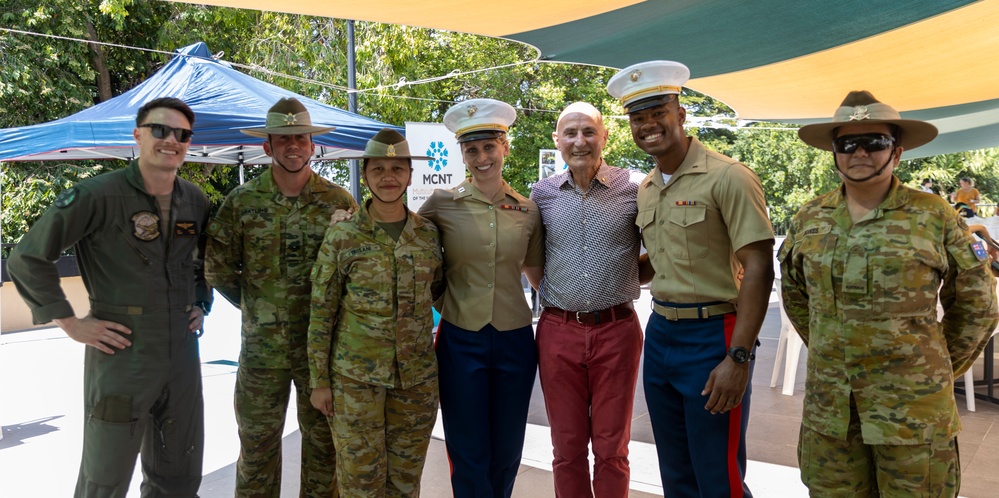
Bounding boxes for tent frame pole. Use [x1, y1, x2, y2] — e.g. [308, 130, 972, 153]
[347, 20, 361, 202]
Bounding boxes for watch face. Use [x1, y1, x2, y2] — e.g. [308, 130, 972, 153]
[730, 347, 750, 363]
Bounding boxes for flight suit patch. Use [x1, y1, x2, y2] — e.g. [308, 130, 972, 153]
[54, 187, 78, 208]
[174, 221, 197, 237]
[132, 211, 160, 241]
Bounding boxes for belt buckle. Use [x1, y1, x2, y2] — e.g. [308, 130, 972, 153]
[575, 311, 585, 324]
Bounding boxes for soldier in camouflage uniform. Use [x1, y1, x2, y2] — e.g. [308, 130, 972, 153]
[308, 129, 444, 497]
[205, 98, 357, 498]
[780, 91, 999, 497]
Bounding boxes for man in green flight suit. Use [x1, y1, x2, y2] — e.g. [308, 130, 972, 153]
[8, 97, 212, 497]
[308, 128, 444, 497]
[780, 91, 999, 497]
[205, 98, 357, 497]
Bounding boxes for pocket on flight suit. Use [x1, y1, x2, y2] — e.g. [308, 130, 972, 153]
[82, 396, 140, 491]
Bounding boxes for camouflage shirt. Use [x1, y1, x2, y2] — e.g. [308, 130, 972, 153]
[779, 177, 998, 444]
[205, 169, 357, 369]
[308, 199, 445, 389]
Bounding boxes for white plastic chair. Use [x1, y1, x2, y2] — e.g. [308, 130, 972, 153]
[961, 324, 999, 412]
[770, 278, 805, 396]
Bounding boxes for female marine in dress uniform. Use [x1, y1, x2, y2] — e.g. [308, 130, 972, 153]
[418, 99, 545, 497]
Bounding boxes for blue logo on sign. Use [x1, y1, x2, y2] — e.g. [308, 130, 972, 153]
[426, 141, 448, 172]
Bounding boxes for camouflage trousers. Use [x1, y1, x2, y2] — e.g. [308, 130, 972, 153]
[235, 365, 337, 498]
[330, 372, 438, 498]
[798, 400, 959, 498]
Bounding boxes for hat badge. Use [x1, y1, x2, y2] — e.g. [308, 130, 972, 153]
[630, 70, 642, 82]
[283, 113, 298, 126]
[849, 105, 870, 121]
[466, 105, 478, 117]
[386, 144, 397, 157]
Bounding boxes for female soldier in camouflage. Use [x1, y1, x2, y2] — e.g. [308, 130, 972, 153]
[308, 129, 444, 497]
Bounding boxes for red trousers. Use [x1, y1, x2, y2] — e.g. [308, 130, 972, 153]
[536, 307, 644, 498]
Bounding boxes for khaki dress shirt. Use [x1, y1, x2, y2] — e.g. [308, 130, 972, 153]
[419, 180, 544, 331]
[636, 137, 773, 304]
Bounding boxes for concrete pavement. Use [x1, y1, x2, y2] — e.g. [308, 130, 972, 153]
[1, 288, 811, 497]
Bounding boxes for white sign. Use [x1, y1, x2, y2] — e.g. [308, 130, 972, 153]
[405, 122, 465, 211]
[539, 148, 567, 180]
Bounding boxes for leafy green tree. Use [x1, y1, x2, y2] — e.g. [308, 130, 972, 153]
[728, 124, 839, 234]
[6, 1, 999, 249]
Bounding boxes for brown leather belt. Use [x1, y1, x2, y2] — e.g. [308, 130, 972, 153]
[652, 302, 736, 321]
[543, 304, 634, 325]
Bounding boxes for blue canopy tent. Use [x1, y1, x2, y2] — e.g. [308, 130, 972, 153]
[0, 42, 400, 165]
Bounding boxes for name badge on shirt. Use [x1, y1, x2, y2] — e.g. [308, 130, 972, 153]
[174, 221, 198, 237]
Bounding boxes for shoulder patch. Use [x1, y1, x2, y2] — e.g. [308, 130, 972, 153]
[971, 240, 989, 262]
[54, 187, 78, 208]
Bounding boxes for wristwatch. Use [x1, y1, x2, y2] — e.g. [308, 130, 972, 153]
[728, 346, 754, 364]
[195, 301, 211, 316]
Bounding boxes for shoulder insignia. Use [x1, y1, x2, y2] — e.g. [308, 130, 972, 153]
[54, 187, 78, 208]
[131, 211, 160, 241]
[971, 240, 989, 262]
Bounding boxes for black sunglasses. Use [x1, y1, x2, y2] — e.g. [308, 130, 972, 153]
[139, 123, 193, 143]
[832, 133, 895, 154]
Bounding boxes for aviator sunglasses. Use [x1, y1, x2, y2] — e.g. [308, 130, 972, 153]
[140, 123, 193, 143]
[831, 133, 895, 154]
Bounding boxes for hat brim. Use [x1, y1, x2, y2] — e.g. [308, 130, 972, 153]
[625, 95, 678, 114]
[798, 119, 938, 151]
[240, 125, 335, 138]
[456, 130, 505, 144]
[337, 153, 435, 161]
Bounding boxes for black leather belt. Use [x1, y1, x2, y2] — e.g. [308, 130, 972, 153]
[543, 304, 634, 325]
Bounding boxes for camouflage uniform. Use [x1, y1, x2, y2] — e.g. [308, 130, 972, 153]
[779, 177, 998, 496]
[205, 168, 357, 498]
[308, 199, 444, 497]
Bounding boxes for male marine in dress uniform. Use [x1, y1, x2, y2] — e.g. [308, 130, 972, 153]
[608, 61, 775, 498]
[780, 91, 998, 497]
[8, 97, 212, 497]
[308, 129, 444, 497]
[205, 98, 357, 497]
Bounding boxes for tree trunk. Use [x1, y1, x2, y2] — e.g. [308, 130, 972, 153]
[85, 20, 112, 103]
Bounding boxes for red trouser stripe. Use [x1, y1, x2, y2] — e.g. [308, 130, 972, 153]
[723, 312, 745, 498]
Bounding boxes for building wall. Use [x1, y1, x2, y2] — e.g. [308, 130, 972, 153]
[1, 277, 90, 333]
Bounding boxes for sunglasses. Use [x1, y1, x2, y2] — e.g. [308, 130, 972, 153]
[140, 123, 193, 143]
[832, 133, 895, 154]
